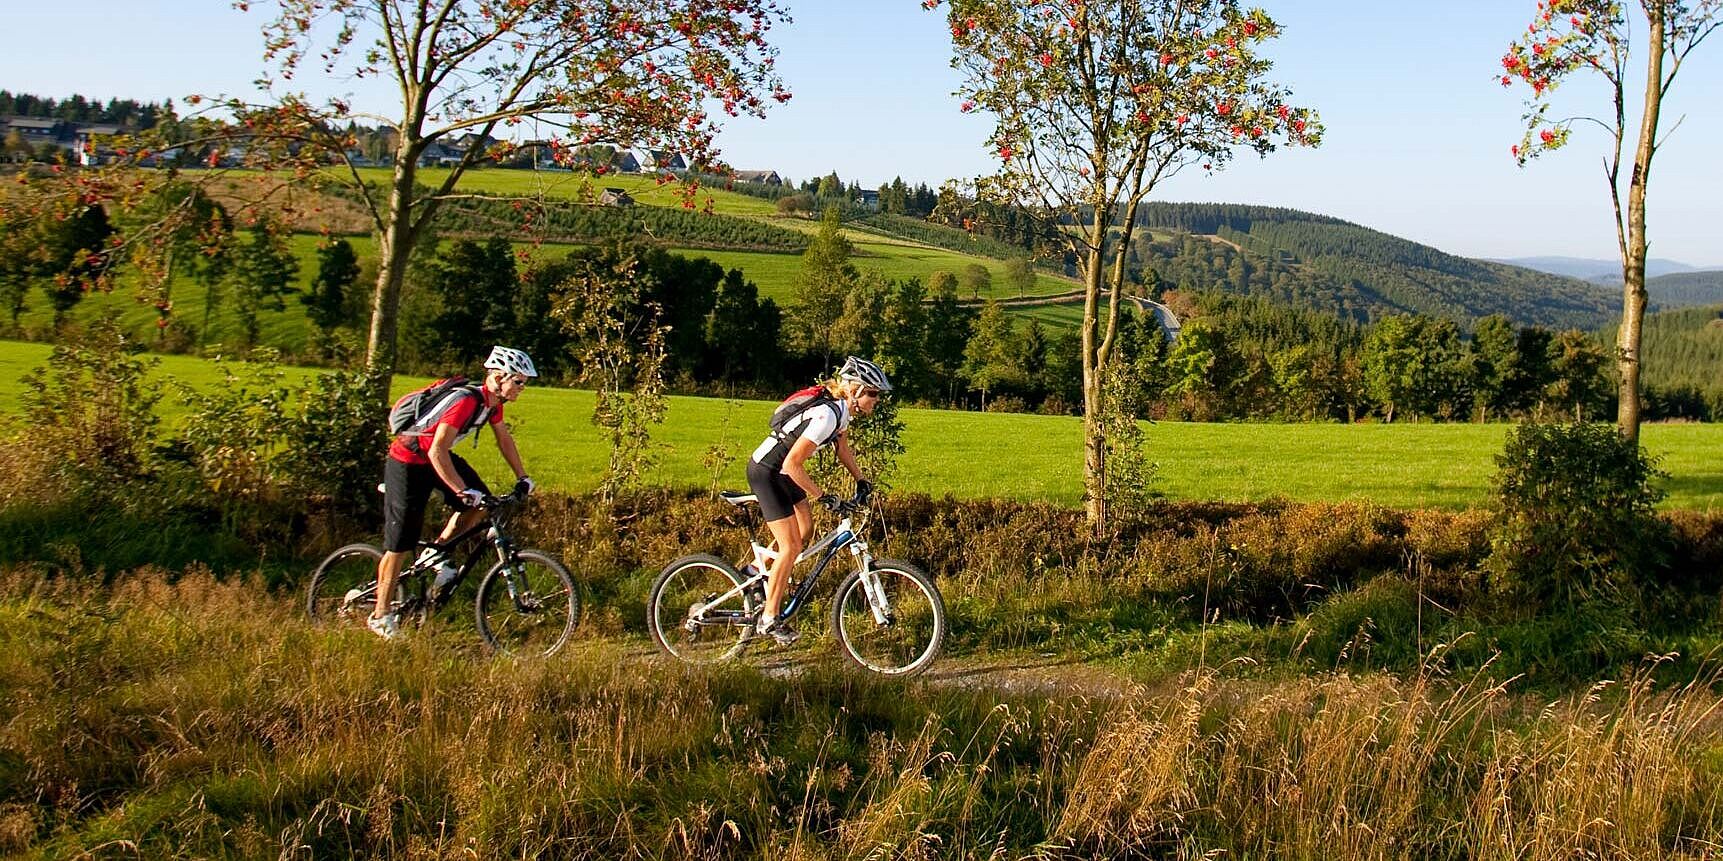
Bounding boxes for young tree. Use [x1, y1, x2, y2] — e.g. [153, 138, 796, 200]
[226, 224, 300, 347]
[553, 251, 669, 501]
[959, 262, 993, 299]
[1003, 255, 1037, 296]
[923, 271, 974, 404]
[1467, 314, 1520, 421]
[875, 276, 931, 400]
[934, 0, 1320, 527]
[1501, 0, 1721, 441]
[1362, 315, 1427, 424]
[787, 207, 857, 364]
[962, 300, 1017, 410]
[249, 0, 791, 383]
[303, 238, 360, 338]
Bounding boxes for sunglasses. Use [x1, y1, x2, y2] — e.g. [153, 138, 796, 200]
[860, 388, 884, 399]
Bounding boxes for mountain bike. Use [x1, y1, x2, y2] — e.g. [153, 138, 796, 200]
[305, 490, 579, 656]
[648, 491, 946, 677]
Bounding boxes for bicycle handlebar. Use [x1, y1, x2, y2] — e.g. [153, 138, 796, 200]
[479, 488, 530, 511]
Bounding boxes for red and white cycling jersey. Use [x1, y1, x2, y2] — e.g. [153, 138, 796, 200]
[389, 388, 504, 465]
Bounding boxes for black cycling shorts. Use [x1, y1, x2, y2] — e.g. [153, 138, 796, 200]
[746, 460, 807, 523]
[381, 453, 489, 552]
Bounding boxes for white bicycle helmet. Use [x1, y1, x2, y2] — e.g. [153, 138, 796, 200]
[484, 345, 538, 378]
[839, 356, 892, 392]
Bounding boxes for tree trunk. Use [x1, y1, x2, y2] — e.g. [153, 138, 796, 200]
[1617, 7, 1666, 444]
[365, 138, 421, 389]
[1079, 221, 1108, 530]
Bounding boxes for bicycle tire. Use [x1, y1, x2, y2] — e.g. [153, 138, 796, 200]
[648, 553, 756, 665]
[830, 559, 946, 677]
[474, 549, 580, 657]
[306, 543, 385, 628]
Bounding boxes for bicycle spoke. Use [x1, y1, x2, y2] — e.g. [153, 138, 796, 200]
[307, 545, 385, 630]
[833, 564, 945, 676]
[476, 551, 580, 657]
[650, 556, 754, 665]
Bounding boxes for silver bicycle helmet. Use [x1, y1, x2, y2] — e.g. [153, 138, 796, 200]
[839, 356, 892, 392]
[484, 345, 538, 378]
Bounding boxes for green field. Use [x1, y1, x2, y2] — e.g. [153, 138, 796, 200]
[348, 166, 785, 217]
[14, 232, 1084, 351]
[5, 340, 1720, 511]
[10, 165, 1092, 349]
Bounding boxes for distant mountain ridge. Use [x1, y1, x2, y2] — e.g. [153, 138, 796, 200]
[1492, 255, 1704, 281]
[1127, 203, 1620, 329]
[1642, 270, 1723, 310]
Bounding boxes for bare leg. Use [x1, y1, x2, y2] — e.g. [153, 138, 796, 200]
[373, 549, 410, 620]
[760, 504, 808, 624]
[435, 507, 486, 544]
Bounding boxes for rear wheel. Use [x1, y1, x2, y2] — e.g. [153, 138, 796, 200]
[831, 560, 945, 677]
[649, 554, 756, 665]
[306, 543, 386, 628]
[474, 550, 580, 657]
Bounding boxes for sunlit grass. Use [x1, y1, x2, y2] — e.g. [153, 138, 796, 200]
[4, 340, 1722, 510]
[6, 569, 1722, 859]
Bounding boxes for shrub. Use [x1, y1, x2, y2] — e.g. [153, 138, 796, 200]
[14, 317, 162, 503]
[281, 369, 389, 518]
[170, 352, 291, 501]
[1485, 422, 1671, 613]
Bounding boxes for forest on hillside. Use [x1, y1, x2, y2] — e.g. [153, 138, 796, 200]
[1124, 203, 1619, 329]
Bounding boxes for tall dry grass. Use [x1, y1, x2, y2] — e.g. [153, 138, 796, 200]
[5, 568, 1722, 859]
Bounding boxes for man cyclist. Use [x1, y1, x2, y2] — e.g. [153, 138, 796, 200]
[368, 346, 537, 640]
[746, 356, 891, 645]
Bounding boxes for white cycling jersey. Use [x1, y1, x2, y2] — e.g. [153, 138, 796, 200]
[751, 398, 851, 467]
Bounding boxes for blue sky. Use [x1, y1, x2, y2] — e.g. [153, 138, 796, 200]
[4, 0, 1719, 265]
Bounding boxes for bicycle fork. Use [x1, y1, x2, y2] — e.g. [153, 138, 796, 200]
[491, 532, 541, 613]
[848, 538, 894, 626]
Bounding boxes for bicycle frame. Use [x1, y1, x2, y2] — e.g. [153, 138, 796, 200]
[690, 507, 894, 630]
[411, 498, 525, 609]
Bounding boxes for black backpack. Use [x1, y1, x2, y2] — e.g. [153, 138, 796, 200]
[768, 385, 841, 442]
[388, 377, 489, 450]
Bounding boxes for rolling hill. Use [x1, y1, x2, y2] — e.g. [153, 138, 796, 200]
[1644, 270, 1723, 310]
[1491, 255, 1704, 281]
[1129, 203, 1621, 329]
[16, 163, 1689, 347]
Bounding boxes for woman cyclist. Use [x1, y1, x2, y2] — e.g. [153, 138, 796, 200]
[746, 356, 891, 644]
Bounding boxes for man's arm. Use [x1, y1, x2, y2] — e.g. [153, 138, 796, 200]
[492, 421, 527, 480]
[427, 423, 469, 492]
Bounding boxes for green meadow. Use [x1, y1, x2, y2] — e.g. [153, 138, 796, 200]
[348, 165, 786, 216]
[6, 340, 1720, 511]
[13, 226, 1080, 347]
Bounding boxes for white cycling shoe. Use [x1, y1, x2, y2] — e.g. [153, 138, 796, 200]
[367, 613, 401, 641]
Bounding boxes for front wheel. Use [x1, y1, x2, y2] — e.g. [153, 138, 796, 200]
[648, 554, 756, 665]
[831, 560, 945, 677]
[306, 543, 385, 628]
[475, 550, 580, 657]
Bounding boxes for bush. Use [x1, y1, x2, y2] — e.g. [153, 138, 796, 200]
[1485, 422, 1671, 613]
[281, 369, 389, 518]
[14, 317, 162, 504]
[774, 193, 813, 216]
[168, 350, 296, 538]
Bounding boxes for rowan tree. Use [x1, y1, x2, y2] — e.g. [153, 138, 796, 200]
[1501, 0, 1721, 440]
[931, 0, 1319, 527]
[235, 0, 790, 381]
